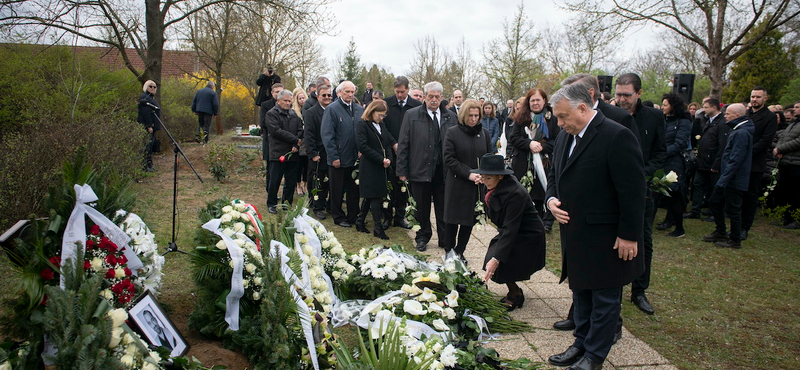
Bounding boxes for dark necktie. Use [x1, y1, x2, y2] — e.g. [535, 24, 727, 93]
[570, 135, 581, 157]
[399, 100, 404, 109]
[432, 111, 439, 128]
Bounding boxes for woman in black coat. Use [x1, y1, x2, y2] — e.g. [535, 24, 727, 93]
[658, 93, 692, 237]
[508, 89, 561, 231]
[137, 80, 161, 172]
[442, 100, 491, 261]
[355, 100, 397, 239]
[474, 154, 546, 311]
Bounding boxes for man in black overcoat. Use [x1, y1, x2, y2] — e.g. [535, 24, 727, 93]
[741, 87, 777, 240]
[383, 76, 422, 229]
[545, 84, 646, 370]
[303, 84, 333, 219]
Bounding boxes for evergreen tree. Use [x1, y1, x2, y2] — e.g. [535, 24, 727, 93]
[339, 38, 364, 90]
[724, 21, 798, 104]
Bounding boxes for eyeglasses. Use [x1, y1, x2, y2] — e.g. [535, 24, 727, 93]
[148, 85, 157, 89]
[320, 94, 332, 98]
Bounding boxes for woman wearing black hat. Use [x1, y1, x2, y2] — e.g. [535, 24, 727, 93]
[473, 153, 546, 310]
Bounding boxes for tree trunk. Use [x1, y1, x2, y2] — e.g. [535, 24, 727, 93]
[144, 0, 165, 101]
[215, 72, 223, 135]
[707, 53, 725, 100]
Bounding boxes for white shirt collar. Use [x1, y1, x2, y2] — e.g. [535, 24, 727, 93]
[577, 111, 598, 139]
[428, 108, 441, 120]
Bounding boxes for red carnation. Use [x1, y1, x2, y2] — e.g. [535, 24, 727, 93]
[89, 224, 100, 235]
[41, 268, 54, 281]
[105, 268, 116, 279]
[49, 256, 61, 268]
[123, 267, 132, 276]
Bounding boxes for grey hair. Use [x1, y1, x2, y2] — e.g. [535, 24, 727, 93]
[550, 83, 594, 110]
[315, 76, 329, 87]
[336, 81, 355, 93]
[423, 81, 444, 95]
[142, 80, 156, 93]
[276, 89, 293, 100]
[206, 81, 214, 88]
[317, 84, 331, 93]
[561, 73, 600, 101]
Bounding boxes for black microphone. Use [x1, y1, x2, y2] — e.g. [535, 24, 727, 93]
[146, 102, 160, 110]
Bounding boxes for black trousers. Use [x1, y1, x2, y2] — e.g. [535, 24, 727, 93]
[572, 287, 621, 364]
[307, 159, 329, 212]
[267, 160, 299, 207]
[710, 185, 744, 242]
[776, 164, 800, 224]
[532, 197, 555, 229]
[197, 112, 213, 139]
[741, 171, 763, 231]
[632, 194, 655, 296]
[409, 166, 446, 245]
[388, 172, 408, 223]
[329, 165, 359, 224]
[664, 188, 685, 232]
[358, 197, 384, 231]
[691, 169, 717, 213]
[444, 223, 473, 255]
[143, 130, 155, 169]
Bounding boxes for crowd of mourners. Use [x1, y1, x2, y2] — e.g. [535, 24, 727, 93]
[137, 70, 800, 370]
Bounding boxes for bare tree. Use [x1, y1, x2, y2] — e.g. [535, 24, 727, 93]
[565, 0, 800, 98]
[482, 2, 543, 102]
[407, 35, 451, 88]
[0, 0, 333, 100]
[541, 12, 628, 76]
[444, 37, 480, 98]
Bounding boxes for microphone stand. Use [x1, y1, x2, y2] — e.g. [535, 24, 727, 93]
[151, 111, 203, 256]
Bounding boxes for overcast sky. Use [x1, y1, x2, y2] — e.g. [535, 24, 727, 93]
[316, 0, 658, 78]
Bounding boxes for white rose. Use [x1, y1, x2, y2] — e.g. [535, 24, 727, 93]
[411, 225, 421, 232]
[442, 307, 456, 320]
[234, 239, 245, 247]
[107, 308, 127, 328]
[230, 210, 241, 219]
[321, 240, 331, 249]
[0, 361, 11, 370]
[229, 260, 235, 268]
[122, 333, 135, 345]
[665, 170, 679, 183]
[242, 279, 249, 288]
[120, 354, 134, 366]
[101, 289, 113, 300]
[222, 206, 233, 213]
[216, 240, 228, 250]
[355, 179, 360, 185]
[254, 277, 263, 285]
[245, 263, 256, 274]
[222, 228, 234, 237]
[108, 327, 123, 348]
[142, 363, 158, 370]
[90, 258, 104, 271]
[233, 222, 246, 233]
[401, 186, 407, 193]
[253, 292, 261, 300]
[403, 300, 427, 316]
[383, 201, 389, 209]
[432, 318, 450, 332]
[220, 214, 233, 223]
[303, 244, 314, 256]
[114, 267, 126, 278]
[298, 234, 310, 244]
[332, 271, 341, 279]
[234, 203, 246, 211]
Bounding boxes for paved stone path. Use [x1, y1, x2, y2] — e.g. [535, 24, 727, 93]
[409, 221, 677, 370]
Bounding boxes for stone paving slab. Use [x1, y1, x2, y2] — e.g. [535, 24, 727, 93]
[404, 216, 673, 369]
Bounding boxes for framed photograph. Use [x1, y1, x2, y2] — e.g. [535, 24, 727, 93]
[128, 291, 188, 358]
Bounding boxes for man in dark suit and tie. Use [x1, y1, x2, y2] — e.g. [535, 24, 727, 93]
[361, 82, 374, 108]
[396, 81, 457, 251]
[546, 84, 646, 370]
[448, 89, 464, 116]
[384, 76, 422, 229]
[303, 84, 333, 219]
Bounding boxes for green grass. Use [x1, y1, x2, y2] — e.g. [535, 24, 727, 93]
[544, 211, 800, 370]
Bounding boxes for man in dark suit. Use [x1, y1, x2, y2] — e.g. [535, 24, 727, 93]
[448, 89, 464, 116]
[321, 81, 364, 227]
[260, 83, 284, 191]
[361, 82, 374, 107]
[686, 98, 725, 219]
[396, 81, 457, 251]
[546, 83, 646, 370]
[552, 73, 642, 331]
[741, 87, 777, 240]
[302, 76, 330, 116]
[303, 84, 333, 219]
[614, 73, 667, 316]
[191, 81, 219, 144]
[384, 76, 422, 229]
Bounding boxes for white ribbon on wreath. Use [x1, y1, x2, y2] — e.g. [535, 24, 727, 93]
[61, 184, 143, 287]
[202, 219, 245, 331]
[295, 211, 339, 306]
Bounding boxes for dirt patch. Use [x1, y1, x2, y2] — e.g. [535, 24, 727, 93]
[187, 342, 252, 370]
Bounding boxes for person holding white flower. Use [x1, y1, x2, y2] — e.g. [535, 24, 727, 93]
[443, 99, 491, 262]
[472, 154, 545, 311]
[355, 100, 397, 239]
[656, 93, 692, 238]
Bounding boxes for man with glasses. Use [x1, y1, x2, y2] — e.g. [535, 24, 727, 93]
[304, 84, 333, 219]
[396, 81, 457, 251]
[321, 81, 364, 227]
[137, 80, 161, 172]
[614, 73, 666, 316]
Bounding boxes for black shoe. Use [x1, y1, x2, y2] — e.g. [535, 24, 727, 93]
[336, 221, 351, 228]
[631, 295, 655, 315]
[656, 221, 674, 230]
[612, 326, 622, 344]
[393, 219, 412, 229]
[415, 241, 427, 251]
[268, 206, 277, 214]
[741, 229, 749, 240]
[702, 230, 728, 242]
[458, 254, 469, 266]
[544, 225, 552, 234]
[553, 318, 576, 331]
[567, 356, 603, 370]
[505, 293, 524, 311]
[683, 211, 700, 219]
[313, 210, 327, 220]
[355, 221, 369, 234]
[784, 222, 800, 230]
[702, 216, 715, 222]
[715, 239, 741, 249]
[373, 229, 389, 240]
[665, 229, 685, 238]
[548, 346, 586, 367]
